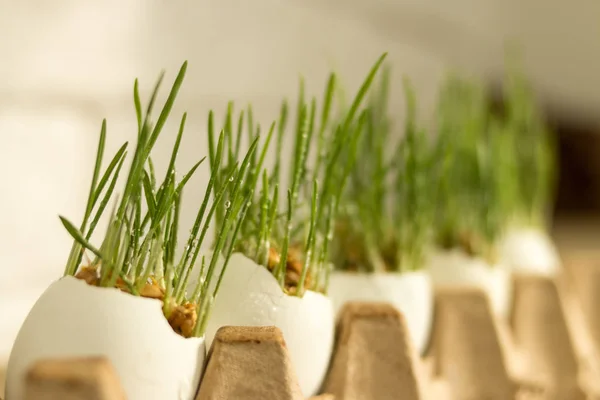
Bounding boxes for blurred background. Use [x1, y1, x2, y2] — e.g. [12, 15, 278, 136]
[1, 0, 600, 385]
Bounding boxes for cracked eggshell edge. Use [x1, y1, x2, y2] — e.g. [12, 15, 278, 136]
[6, 276, 205, 400]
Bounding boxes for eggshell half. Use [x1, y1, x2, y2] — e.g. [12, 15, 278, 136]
[204, 252, 334, 397]
[6, 276, 205, 400]
[427, 249, 512, 317]
[328, 271, 433, 354]
[500, 227, 560, 276]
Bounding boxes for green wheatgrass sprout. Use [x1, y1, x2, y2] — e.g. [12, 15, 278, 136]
[502, 61, 556, 228]
[59, 62, 254, 338]
[485, 115, 519, 242]
[209, 54, 388, 296]
[394, 77, 435, 271]
[332, 67, 434, 273]
[433, 74, 513, 263]
[434, 74, 483, 255]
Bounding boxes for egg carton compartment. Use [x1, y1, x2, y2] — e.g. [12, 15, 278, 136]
[198, 326, 305, 399]
[7, 271, 600, 400]
[510, 273, 596, 399]
[566, 256, 600, 352]
[429, 270, 600, 400]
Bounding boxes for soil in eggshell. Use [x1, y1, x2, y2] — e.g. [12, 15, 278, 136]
[266, 246, 315, 295]
[74, 267, 198, 338]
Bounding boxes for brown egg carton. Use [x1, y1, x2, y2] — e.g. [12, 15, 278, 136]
[510, 273, 595, 398]
[9, 269, 600, 400]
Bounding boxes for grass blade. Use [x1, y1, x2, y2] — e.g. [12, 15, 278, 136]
[342, 53, 388, 132]
[91, 142, 128, 209]
[60, 216, 104, 260]
[81, 120, 107, 231]
[86, 151, 128, 241]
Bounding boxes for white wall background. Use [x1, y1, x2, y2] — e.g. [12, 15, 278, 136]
[1, 0, 599, 362]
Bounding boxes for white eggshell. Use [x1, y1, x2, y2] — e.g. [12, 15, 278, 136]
[500, 227, 560, 276]
[205, 252, 334, 397]
[6, 276, 205, 400]
[427, 249, 512, 318]
[328, 271, 433, 354]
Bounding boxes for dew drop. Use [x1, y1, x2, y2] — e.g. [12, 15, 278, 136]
[225, 200, 232, 209]
[229, 176, 235, 182]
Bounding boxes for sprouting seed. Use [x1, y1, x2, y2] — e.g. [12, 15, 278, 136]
[60, 61, 256, 338]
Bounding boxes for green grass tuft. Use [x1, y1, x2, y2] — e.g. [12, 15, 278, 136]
[60, 62, 254, 337]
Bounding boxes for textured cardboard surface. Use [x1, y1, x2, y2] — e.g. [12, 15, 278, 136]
[512, 274, 594, 399]
[24, 356, 125, 400]
[196, 326, 303, 400]
[561, 266, 600, 396]
[432, 287, 517, 399]
[569, 260, 600, 352]
[324, 302, 426, 400]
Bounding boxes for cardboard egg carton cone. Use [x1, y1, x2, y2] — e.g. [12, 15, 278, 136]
[512, 273, 600, 398]
[567, 258, 600, 352]
[430, 287, 547, 400]
[196, 326, 304, 400]
[23, 356, 126, 400]
[322, 302, 446, 400]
